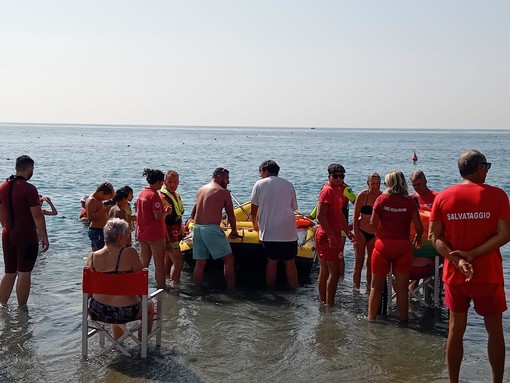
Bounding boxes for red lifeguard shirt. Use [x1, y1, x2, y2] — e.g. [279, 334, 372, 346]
[411, 189, 438, 211]
[430, 183, 510, 285]
[373, 193, 418, 240]
[0, 177, 41, 244]
[317, 182, 348, 236]
[135, 187, 165, 241]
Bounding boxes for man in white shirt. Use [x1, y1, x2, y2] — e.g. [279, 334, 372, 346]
[251, 160, 298, 288]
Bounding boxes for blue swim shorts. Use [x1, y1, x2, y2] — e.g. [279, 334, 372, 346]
[192, 224, 232, 260]
[88, 227, 105, 250]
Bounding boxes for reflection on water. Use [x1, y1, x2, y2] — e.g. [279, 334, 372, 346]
[0, 307, 41, 382]
[1, 125, 509, 382]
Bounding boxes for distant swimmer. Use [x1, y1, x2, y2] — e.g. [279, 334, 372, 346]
[412, 151, 418, 165]
[39, 194, 58, 216]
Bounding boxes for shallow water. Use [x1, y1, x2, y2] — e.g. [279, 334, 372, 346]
[0, 124, 509, 382]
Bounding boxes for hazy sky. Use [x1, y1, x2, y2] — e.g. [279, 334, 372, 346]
[0, 1, 508, 128]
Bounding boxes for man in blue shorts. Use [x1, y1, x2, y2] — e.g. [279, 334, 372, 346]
[192, 168, 239, 288]
[0, 155, 49, 305]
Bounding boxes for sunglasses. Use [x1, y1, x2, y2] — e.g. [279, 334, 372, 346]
[330, 173, 345, 179]
[481, 162, 492, 170]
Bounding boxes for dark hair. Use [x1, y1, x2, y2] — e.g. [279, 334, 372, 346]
[259, 160, 280, 176]
[410, 169, 426, 182]
[96, 182, 114, 195]
[458, 150, 485, 177]
[212, 167, 229, 178]
[15, 155, 34, 171]
[119, 185, 133, 195]
[113, 189, 129, 203]
[327, 163, 345, 174]
[165, 170, 179, 178]
[143, 168, 164, 184]
[367, 172, 380, 181]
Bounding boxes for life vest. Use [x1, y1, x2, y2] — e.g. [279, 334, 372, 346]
[160, 187, 184, 217]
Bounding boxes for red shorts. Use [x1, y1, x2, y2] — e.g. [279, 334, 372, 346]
[371, 238, 412, 275]
[410, 264, 433, 280]
[444, 283, 507, 317]
[315, 228, 342, 262]
[165, 224, 182, 250]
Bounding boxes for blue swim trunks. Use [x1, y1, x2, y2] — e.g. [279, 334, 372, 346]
[192, 224, 232, 260]
[88, 227, 105, 250]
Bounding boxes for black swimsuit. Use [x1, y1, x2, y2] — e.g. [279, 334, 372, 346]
[360, 193, 374, 215]
[90, 246, 126, 274]
[359, 193, 376, 242]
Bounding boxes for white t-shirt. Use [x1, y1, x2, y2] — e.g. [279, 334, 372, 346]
[250, 176, 298, 241]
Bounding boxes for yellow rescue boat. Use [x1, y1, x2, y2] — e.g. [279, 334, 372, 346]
[180, 202, 316, 285]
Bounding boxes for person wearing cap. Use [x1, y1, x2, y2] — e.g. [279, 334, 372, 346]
[192, 167, 239, 288]
[79, 195, 89, 221]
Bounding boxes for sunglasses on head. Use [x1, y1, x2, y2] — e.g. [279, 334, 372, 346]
[481, 162, 492, 170]
[330, 173, 345, 179]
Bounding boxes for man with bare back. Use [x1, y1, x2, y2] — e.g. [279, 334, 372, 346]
[192, 168, 239, 288]
[86, 182, 115, 250]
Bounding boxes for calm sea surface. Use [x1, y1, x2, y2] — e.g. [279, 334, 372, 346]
[0, 124, 509, 382]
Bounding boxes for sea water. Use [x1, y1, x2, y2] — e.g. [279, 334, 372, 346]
[0, 124, 509, 382]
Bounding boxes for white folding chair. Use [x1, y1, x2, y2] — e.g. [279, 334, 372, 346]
[81, 267, 164, 358]
[409, 242, 442, 308]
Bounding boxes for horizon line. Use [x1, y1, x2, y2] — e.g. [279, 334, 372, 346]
[0, 121, 508, 131]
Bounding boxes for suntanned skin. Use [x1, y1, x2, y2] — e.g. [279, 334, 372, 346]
[429, 153, 510, 383]
[137, 179, 172, 288]
[194, 176, 238, 229]
[40, 195, 58, 216]
[316, 174, 354, 305]
[86, 226, 153, 340]
[162, 172, 184, 285]
[86, 183, 114, 229]
[251, 168, 300, 289]
[193, 172, 239, 289]
[411, 178, 430, 198]
[367, 191, 423, 322]
[352, 177, 381, 290]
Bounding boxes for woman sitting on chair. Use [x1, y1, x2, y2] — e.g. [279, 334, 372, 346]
[85, 218, 154, 339]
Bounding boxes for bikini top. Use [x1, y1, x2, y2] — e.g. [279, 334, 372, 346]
[360, 193, 374, 215]
[90, 246, 128, 274]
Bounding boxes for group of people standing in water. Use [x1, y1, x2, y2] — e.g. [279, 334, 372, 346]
[313, 150, 510, 383]
[83, 170, 185, 289]
[1, 149, 509, 383]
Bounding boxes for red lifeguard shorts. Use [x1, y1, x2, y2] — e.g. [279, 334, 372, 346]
[444, 283, 507, 317]
[315, 228, 342, 262]
[371, 238, 413, 275]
